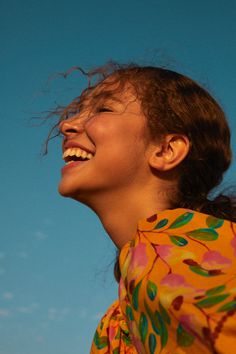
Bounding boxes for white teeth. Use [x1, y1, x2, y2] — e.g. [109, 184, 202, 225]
[69, 148, 76, 156]
[62, 147, 94, 160]
[81, 151, 87, 159]
[75, 149, 82, 158]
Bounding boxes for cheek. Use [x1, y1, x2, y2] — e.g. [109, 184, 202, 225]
[86, 115, 147, 148]
[85, 116, 108, 142]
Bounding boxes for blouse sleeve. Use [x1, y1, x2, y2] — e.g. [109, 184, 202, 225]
[118, 210, 236, 353]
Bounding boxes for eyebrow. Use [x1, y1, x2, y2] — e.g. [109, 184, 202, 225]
[91, 91, 123, 104]
[77, 93, 123, 112]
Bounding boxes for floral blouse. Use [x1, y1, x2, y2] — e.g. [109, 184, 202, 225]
[90, 208, 236, 353]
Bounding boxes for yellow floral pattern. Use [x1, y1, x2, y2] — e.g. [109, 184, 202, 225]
[91, 209, 236, 353]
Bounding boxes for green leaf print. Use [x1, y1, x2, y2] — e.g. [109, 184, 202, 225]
[132, 280, 142, 311]
[189, 265, 222, 277]
[154, 218, 168, 229]
[186, 228, 218, 241]
[169, 235, 188, 247]
[156, 311, 168, 348]
[206, 215, 224, 229]
[159, 301, 171, 325]
[189, 265, 211, 277]
[113, 349, 119, 354]
[93, 331, 108, 349]
[126, 305, 134, 321]
[147, 280, 158, 301]
[217, 300, 236, 312]
[144, 300, 161, 335]
[196, 294, 230, 308]
[139, 312, 148, 343]
[169, 212, 194, 229]
[122, 334, 132, 345]
[115, 328, 120, 339]
[177, 323, 195, 347]
[148, 333, 157, 354]
[205, 285, 226, 296]
[144, 303, 168, 348]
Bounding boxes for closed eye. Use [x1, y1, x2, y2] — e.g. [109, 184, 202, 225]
[97, 107, 113, 113]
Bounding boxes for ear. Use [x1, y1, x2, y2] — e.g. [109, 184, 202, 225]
[148, 134, 190, 171]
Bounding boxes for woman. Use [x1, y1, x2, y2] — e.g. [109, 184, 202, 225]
[57, 64, 236, 353]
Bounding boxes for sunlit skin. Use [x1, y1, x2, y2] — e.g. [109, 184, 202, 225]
[59, 80, 190, 248]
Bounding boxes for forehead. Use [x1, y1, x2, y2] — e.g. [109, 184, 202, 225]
[81, 76, 137, 106]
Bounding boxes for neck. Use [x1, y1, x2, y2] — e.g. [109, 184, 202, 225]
[84, 185, 172, 249]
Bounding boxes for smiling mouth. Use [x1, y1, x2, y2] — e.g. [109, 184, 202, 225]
[63, 147, 94, 164]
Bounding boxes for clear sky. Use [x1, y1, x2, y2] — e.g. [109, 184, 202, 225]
[0, 0, 236, 353]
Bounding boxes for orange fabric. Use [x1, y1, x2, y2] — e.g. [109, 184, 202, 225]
[91, 209, 236, 353]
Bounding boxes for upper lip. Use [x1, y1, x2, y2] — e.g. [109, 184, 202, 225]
[63, 141, 95, 155]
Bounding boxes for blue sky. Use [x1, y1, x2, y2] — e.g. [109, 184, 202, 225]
[1, 0, 236, 353]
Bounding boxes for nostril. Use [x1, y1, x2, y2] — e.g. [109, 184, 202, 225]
[65, 127, 78, 133]
[59, 120, 84, 136]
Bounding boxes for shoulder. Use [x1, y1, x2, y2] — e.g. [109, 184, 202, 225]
[119, 207, 236, 293]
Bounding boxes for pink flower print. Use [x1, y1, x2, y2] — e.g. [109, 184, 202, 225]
[155, 244, 195, 266]
[155, 245, 172, 259]
[131, 243, 148, 267]
[119, 277, 127, 302]
[159, 273, 203, 308]
[108, 325, 117, 343]
[160, 274, 196, 308]
[161, 273, 189, 287]
[128, 321, 145, 353]
[231, 236, 236, 257]
[202, 250, 232, 270]
[127, 243, 148, 281]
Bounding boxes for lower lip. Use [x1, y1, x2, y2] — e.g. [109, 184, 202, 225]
[61, 161, 85, 174]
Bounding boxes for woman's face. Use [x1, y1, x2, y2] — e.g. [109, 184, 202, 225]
[58, 79, 152, 203]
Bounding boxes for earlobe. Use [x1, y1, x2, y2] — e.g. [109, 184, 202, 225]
[149, 135, 190, 171]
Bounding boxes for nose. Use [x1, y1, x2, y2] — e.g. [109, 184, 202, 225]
[59, 119, 84, 137]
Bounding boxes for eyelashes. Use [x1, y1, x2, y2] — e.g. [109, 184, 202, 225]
[97, 107, 113, 113]
[62, 106, 114, 121]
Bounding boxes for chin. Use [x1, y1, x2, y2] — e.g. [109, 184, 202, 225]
[58, 180, 77, 198]
[58, 185, 70, 198]
[57, 182, 89, 205]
